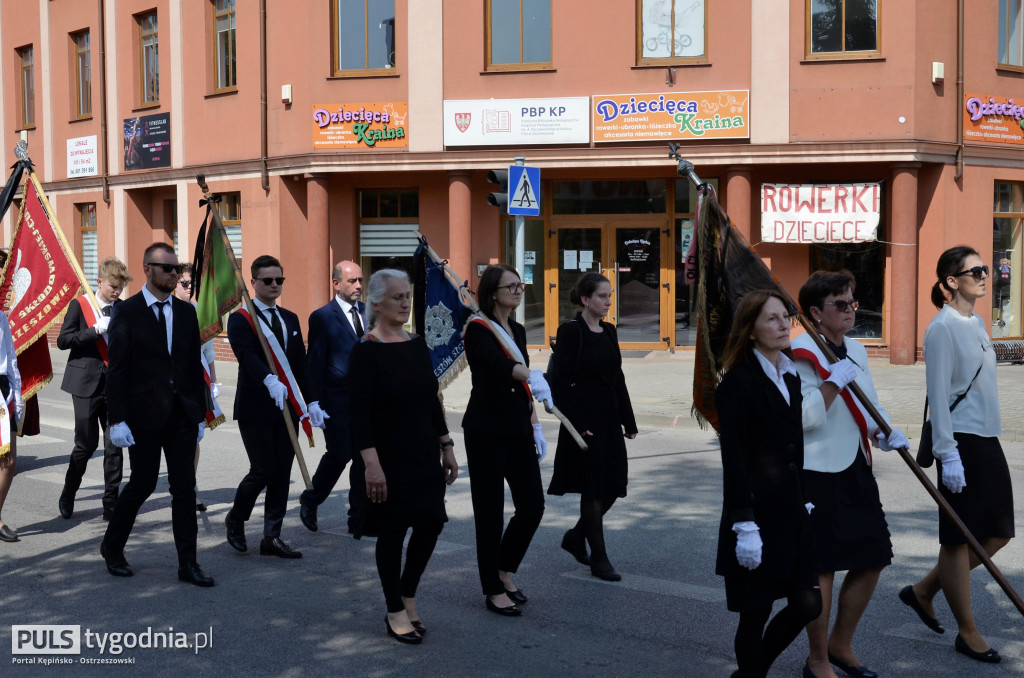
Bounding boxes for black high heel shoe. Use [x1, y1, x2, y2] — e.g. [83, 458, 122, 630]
[898, 585, 944, 634]
[828, 652, 878, 678]
[385, 615, 422, 644]
[561, 529, 590, 565]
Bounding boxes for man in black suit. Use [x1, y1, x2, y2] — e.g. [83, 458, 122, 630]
[100, 243, 213, 587]
[57, 257, 132, 521]
[224, 255, 311, 558]
[299, 260, 366, 533]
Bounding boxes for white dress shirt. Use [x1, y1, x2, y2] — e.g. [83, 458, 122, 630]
[141, 286, 173, 353]
[753, 348, 797, 405]
[335, 296, 363, 335]
[253, 298, 286, 349]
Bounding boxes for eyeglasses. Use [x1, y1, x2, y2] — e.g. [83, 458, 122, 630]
[953, 265, 989, 280]
[257, 277, 286, 286]
[145, 262, 184, 275]
[502, 282, 526, 294]
[178, 280, 192, 289]
[823, 299, 859, 312]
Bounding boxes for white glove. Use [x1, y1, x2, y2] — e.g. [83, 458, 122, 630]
[940, 451, 967, 494]
[825, 358, 858, 390]
[13, 393, 24, 424]
[533, 423, 548, 461]
[262, 374, 287, 410]
[93, 316, 111, 335]
[877, 428, 909, 451]
[307, 401, 330, 429]
[210, 382, 221, 400]
[197, 421, 206, 443]
[733, 522, 762, 570]
[110, 421, 135, 448]
[528, 370, 552, 408]
[805, 502, 815, 515]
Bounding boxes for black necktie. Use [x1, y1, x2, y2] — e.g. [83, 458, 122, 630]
[101, 305, 112, 317]
[350, 306, 364, 337]
[270, 307, 285, 348]
[155, 300, 168, 352]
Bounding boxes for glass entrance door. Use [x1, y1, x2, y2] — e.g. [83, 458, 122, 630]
[613, 226, 661, 343]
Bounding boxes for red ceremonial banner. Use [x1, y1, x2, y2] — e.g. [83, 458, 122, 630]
[0, 178, 82, 397]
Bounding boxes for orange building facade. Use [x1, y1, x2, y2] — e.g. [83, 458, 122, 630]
[4, 0, 1024, 362]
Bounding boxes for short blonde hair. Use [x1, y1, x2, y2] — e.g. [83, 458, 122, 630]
[98, 257, 132, 287]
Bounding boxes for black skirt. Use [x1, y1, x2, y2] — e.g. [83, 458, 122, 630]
[938, 433, 1015, 546]
[803, 452, 893, 573]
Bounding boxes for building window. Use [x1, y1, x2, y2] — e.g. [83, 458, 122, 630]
[78, 203, 98, 283]
[73, 31, 92, 118]
[999, 0, 1024, 67]
[358, 189, 418, 276]
[637, 0, 706, 64]
[486, 0, 552, 70]
[806, 0, 879, 57]
[331, 0, 396, 75]
[138, 11, 159, 104]
[217, 192, 242, 261]
[213, 0, 237, 90]
[17, 45, 35, 129]
[994, 182, 1023, 338]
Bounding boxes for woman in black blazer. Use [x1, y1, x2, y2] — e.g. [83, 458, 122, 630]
[714, 290, 821, 678]
[462, 264, 548, 616]
[547, 272, 637, 581]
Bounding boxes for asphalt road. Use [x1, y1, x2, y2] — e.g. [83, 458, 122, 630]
[1, 350, 1022, 677]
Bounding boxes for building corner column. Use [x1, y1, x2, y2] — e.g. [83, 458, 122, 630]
[890, 164, 920, 365]
[448, 171, 472, 282]
[306, 174, 331, 312]
[724, 169, 753, 241]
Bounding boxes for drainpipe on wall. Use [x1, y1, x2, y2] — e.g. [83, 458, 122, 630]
[258, 0, 270, 193]
[99, 0, 110, 204]
[954, 0, 965, 181]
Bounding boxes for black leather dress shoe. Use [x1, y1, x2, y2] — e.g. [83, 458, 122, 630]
[225, 514, 247, 552]
[100, 542, 133, 577]
[954, 634, 1001, 663]
[561, 528, 590, 565]
[828, 652, 879, 678]
[299, 502, 318, 532]
[485, 597, 522, 617]
[102, 507, 115, 521]
[259, 536, 302, 558]
[0, 524, 20, 542]
[177, 562, 215, 587]
[505, 588, 528, 605]
[59, 496, 74, 520]
[385, 615, 422, 644]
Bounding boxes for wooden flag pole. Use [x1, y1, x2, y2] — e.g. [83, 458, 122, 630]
[418, 235, 589, 451]
[196, 174, 312, 490]
[676, 151, 1024, 619]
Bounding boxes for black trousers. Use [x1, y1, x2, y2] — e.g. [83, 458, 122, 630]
[231, 417, 295, 537]
[63, 393, 122, 509]
[376, 519, 444, 613]
[102, 402, 198, 566]
[301, 411, 367, 523]
[464, 429, 545, 596]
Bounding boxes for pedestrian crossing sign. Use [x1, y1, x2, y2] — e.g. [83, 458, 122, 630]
[508, 165, 541, 216]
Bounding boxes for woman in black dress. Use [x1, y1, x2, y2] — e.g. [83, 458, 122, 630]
[462, 264, 548, 616]
[548, 272, 637, 581]
[349, 269, 459, 644]
[715, 290, 821, 678]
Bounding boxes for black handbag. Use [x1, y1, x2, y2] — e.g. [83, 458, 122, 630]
[916, 364, 982, 468]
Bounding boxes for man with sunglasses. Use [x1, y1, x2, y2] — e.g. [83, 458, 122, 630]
[224, 255, 310, 559]
[299, 260, 368, 534]
[57, 257, 132, 522]
[100, 243, 214, 586]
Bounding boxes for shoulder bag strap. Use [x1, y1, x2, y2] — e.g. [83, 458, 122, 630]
[948, 363, 984, 413]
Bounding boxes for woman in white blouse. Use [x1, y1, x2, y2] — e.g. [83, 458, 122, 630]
[0, 305, 24, 543]
[900, 246, 1012, 665]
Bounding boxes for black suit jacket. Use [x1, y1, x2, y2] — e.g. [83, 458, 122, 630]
[105, 291, 206, 430]
[306, 299, 361, 417]
[58, 297, 120, 398]
[461, 316, 533, 441]
[713, 355, 814, 582]
[228, 305, 309, 423]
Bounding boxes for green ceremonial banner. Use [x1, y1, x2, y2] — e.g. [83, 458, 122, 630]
[196, 219, 242, 343]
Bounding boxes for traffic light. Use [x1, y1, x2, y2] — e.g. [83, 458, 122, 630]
[486, 169, 508, 212]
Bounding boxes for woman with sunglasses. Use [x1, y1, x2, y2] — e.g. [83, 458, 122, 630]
[792, 270, 908, 678]
[462, 264, 547, 616]
[547, 272, 637, 581]
[900, 246, 1012, 664]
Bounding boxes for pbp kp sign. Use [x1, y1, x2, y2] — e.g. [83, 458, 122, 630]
[12, 625, 82, 654]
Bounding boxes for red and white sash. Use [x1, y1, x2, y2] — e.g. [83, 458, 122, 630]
[77, 295, 109, 365]
[238, 307, 314, 446]
[201, 351, 225, 430]
[468, 314, 533, 402]
[793, 347, 872, 466]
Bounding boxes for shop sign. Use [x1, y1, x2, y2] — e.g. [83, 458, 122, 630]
[443, 98, 590, 146]
[963, 92, 1024, 145]
[123, 113, 170, 171]
[760, 183, 881, 244]
[312, 103, 408, 149]
[67, 135, 98, 178]
[592, 90, 749, 143]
